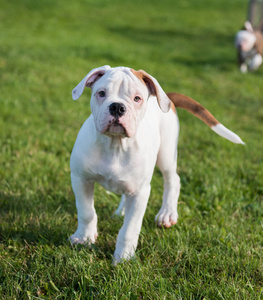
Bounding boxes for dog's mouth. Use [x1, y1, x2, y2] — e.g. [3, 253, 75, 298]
[105, 120, 127, 137]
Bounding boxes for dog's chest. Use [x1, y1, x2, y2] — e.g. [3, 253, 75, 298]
[84, 144, 153, 195]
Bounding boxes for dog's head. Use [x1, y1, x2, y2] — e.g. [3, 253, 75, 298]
[235, 21, 256, 52]
[72, 66, 171, 137]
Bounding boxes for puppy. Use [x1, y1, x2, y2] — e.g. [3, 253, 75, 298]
[235, 21, 263, 72]
[70, 66, 244, 264]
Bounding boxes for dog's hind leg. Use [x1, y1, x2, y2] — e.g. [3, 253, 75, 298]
[155, 159, 180, 227]
[155, 113, 180, 227]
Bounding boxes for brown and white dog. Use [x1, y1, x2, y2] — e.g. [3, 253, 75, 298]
[70, 66, 244, 264]
[235, 21, 263, 72]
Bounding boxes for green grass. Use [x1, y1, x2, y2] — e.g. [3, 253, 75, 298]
[1, 0, 263, 298]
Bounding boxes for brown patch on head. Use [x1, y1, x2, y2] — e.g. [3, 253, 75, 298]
[170, 102, 176, 114]
[131, 69, 157, 96]
[131, 69, 145, 84]
[131, 68, 171, 113]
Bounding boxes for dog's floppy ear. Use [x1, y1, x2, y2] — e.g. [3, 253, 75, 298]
[244, 21, 254, 33]
[131, 69, 171, 113]
[72, 65, 111, 100]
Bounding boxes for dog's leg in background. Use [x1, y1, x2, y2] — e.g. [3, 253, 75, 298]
[69, 174, 98, 245]
[240, 62, 248, 73]
[114, 194, 126, 216]
[237, 49, 248, 73]
[113, 185, 151, 264]
[249, 53, 263, 71]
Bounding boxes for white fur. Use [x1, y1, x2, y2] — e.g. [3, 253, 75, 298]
[235, 21, 263, 72]
[69, 66, 243, 264]
[240, 63, 248, 73]
[235, 30, 256, 52]
[244, 21, 254, 33]
[249, 53, 263, 71]
[211, 124, 245, 145]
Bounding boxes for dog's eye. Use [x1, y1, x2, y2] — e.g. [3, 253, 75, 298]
[134, 96, 141, 102]
[98, 91, 106, 98]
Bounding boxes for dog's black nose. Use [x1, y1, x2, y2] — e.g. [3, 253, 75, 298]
[109, 103, 126, 117]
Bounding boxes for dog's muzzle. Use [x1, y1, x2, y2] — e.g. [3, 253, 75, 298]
[105, 102, 127, 137]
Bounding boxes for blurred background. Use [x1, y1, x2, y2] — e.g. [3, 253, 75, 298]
[0, 0, 262, 298]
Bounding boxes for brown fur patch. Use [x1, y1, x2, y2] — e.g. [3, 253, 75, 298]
[131, 69, 146, 84]
[131, 69, 157, 96]
[132, 69, 175, 113]
[255, 31, 263, 55]
[170, 102, 176, 114]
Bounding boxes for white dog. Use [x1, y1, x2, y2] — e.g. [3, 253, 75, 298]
[235, 21, 263, 72]
[70, 65, 244, 264]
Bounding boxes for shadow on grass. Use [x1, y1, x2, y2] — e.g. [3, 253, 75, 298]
[109, 25, 233, 44]
[0, 191, 120, 259]
[108, 25, 236, 70]
[0, 191, 73, 246]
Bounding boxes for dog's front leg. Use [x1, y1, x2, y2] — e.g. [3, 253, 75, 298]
[113, 185, 151, 265]
[69, 173, 98, 245]
[249, 53, 263, 71]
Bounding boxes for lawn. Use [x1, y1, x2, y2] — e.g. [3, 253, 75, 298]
[0, 0, 262, 298]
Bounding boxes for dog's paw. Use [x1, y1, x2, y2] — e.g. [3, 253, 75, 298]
[112, 242, 136, 265]
[240, 64, 248, 73]
[112, 254, 135, 266]
[69, 230, 98, 246]
[155, 209, 178, 228]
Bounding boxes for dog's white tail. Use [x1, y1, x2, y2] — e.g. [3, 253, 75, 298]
[167, 93, 245, 145]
